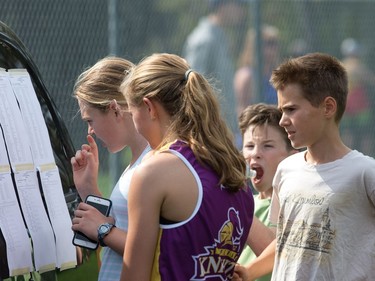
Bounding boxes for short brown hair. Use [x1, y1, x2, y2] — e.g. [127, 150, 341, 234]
[239, 103, 294, 151]
[270, 52, 348, 122]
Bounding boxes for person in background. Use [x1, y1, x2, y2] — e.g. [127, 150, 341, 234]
[287, 38, 309, 58]
[234, 24, 281, 117]
[233, 53, 375, 281]
[119, 53, 254, 281]
[237, 103, 298, 281]
[340, 37, 375, 156]
[70, 57, 150, 281]
[183, 0, 249, 135]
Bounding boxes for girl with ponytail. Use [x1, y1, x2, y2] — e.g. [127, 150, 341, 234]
[120, 53, 255, 281]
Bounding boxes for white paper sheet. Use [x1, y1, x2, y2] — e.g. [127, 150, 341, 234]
[8, 69, 76, 270]
[13, 170, 57, 273]
[8, 69, 55, 165]
[0, 130, 33, 276]
[38, 166, 77, 270]
[0, 69, 57, 273]
[0, 70, 33, 166]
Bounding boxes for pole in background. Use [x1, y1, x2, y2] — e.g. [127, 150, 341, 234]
[253, 0, 263, 103]
[108, 0, 120, 190]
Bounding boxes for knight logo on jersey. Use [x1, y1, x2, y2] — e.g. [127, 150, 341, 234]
[191, 207, 244, 281]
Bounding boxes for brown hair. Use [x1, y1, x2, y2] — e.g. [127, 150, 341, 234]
[121, 53, 246, 192]
[239, 103, 294, 151]
[270, 52, 348, 122]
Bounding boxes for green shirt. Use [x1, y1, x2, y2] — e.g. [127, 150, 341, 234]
[238, 196, 272, 281]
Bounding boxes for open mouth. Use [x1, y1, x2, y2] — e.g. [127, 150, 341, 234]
[246, 165, 257, 178]
[252, 166, 264, 183]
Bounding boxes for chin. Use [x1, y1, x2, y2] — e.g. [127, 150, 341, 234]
[107, 146, 116, 153]
[293, 144, 305, 150]
[109, 148, 121, 154]
[291, 140, 303, 150]
[111, 144, 127, 154]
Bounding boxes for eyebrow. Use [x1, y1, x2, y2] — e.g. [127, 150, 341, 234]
[80, 114, 90, 122]
[278, 104, 294, 112]
[261, 139, 277, 145]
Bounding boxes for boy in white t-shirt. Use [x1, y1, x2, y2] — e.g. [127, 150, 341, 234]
[233, 52, 375, 281]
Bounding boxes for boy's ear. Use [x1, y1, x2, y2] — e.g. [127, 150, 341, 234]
[323, 96, 337, 119]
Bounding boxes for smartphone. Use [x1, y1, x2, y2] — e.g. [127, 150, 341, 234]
[72, 195, 112, 250]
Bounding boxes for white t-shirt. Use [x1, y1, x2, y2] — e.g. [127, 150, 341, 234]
[98, 145, 151, 281]
[270, 150, 375, 281]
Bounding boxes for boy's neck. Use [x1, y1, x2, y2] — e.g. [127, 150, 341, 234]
[305, 143, 351, 165]
[258, 189, 273, 200]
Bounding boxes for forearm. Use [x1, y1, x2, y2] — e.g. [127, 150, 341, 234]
[247, 217, 276, 256]
[246, 239, 276, 280]
[102, 227, 127, 255]
[76, 185, 101, 201]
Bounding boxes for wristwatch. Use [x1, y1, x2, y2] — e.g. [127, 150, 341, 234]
[98, 223, 115, 247]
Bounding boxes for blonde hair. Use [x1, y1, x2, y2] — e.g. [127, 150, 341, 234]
[121, 53, 246, 192]
[74, 56, 134, 111]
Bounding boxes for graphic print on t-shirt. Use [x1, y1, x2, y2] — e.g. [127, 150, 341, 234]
[191, 207, 244, 280]
[277, 192, 336, 258]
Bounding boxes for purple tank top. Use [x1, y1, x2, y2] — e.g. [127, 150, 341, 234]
[151, 141, 254, 280]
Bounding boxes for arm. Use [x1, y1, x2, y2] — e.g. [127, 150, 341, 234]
[120, 163, 164, 281]
[234, 67, 253, 117]
[247, 216, 276, 256]
[233, 239, 276, 281]
[71, 135, 101, 200]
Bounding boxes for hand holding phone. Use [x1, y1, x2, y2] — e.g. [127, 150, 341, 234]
[72, 195, 112, 250]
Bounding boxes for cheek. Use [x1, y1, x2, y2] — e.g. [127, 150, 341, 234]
[131, 113, 145, 135]
[264, 157, 279, 175]
[132, 114, 141, 128]
[95, 125, 112, 142]
[95, 117, 118, 140]
[242, 148, 251, 161]
[265, 151, 288, 172]
[89, 123, 102, 136]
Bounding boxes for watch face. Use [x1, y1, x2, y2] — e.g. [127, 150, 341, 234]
[99, 224, 110, 234]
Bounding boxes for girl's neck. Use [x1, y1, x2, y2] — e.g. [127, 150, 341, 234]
[129, 139, 149, 167]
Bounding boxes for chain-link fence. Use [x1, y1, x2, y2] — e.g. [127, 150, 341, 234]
[1, 0, 375, 179]
[1, 0, 375, 280]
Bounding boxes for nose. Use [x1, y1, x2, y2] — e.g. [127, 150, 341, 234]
[87, 125, 94, 135]
[279, 113, 288, 128]
[249, 145, 262, 159]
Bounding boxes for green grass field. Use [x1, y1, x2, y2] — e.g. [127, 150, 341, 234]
[57, 251, 99, 281]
